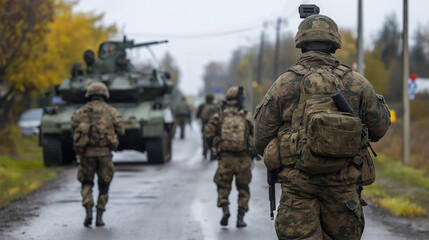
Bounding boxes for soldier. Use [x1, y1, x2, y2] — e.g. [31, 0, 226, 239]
[71, 82, 124, 227]
[205, 86, 256, 228]
[196, 94, 221, 159]
[174, 96, 192, 139]
[254, 14, 391, 239]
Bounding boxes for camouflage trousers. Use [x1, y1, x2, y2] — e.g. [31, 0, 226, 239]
[201, 123, 208, 157]
[77, 155, 114, 211]
[214, 153, 252, 213]
[175, 117, 187, 139]
[275, 179, 364, 240]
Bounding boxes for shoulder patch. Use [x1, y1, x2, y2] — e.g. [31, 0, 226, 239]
[288, 64, 309, 76]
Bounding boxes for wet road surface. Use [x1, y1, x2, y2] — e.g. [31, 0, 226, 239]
[1, 123, 425, 239]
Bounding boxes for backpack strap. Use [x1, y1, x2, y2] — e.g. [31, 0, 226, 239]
[332, 64, 352, 79]
[288, 64, 309, 76]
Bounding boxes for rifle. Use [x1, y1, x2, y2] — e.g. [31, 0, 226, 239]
[267, 168, 280, 220]
[330, 90, 377, 157]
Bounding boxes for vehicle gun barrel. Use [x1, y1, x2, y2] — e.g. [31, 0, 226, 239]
[127, 40, 168, 49]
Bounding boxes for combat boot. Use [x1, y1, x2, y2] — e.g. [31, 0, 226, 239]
[95, 209, 105, 227]
[83, 205, 92, 227]
[220, 205, 230, 226]
[236, 212, 247, 228]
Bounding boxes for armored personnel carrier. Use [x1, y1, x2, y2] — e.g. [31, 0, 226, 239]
[40, 37, 174, 166]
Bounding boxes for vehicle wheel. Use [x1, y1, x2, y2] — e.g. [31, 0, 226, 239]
[146, 129, 172, 164]
[42, 135, 63, 167]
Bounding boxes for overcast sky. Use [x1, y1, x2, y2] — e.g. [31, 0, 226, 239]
[75, 0, 429, 95]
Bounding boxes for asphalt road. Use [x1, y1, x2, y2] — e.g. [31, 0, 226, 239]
[1, 123, 426, 240]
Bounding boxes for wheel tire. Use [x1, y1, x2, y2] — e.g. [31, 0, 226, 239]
[146, 129, 172, 164]
[42, 135, 63, 167]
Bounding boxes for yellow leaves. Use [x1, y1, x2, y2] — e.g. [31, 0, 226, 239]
[5, 0, 116, 94]
[335, 30, 357, 66]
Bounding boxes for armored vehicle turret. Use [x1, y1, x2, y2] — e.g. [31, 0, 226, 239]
[40, 37, 174, 166]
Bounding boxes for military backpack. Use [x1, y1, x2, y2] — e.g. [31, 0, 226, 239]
[218, 108, 249, 153]
[73, 104, 119, 154]
[279, 64, 369, 175]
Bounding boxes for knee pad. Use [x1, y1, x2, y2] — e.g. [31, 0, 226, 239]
[98, 181, 110, 195]
[82, 180, 94, 188]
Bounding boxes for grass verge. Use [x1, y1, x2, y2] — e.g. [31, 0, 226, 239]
[363, 154, 429, 217]
[0, 133, 59, 207]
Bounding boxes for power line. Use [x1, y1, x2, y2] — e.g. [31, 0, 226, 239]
[127, 24, 262, 39]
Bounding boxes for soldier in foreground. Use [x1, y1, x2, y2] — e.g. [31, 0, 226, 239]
[196, 94, 221, 159]
[205, 86, 256, 228]
[71, 82, 124, 227]
[174, 96, 192, 139]
[254, 12, 391, 239]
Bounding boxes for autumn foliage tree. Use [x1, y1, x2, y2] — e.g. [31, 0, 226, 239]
[0, 0, 54, 128]
[0, 0, 116, 129]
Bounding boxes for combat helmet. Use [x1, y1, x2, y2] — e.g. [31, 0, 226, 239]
[205, 94, 214, 103]
[226, 86, 246, 101]
[85, 82, 110, 99]
[295, 14, 341, 51]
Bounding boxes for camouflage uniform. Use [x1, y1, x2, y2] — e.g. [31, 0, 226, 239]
[197, 95, 221, 159]
[174, 97, 191, 139]
[254, 15, 391, 239]
[205, 87, 256, 227]
[71, 82, 124, 226]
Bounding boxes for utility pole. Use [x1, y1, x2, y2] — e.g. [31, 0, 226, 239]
[357, 0, 364, 75]
[256, 22, 267, 85]
[402, 0, 410, 165]
[273, 18, 282, 79]
[247, 54, 253, 110]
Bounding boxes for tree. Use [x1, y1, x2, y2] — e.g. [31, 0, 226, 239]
[203, 62, 229, 95]
[365, 50, 389, 95]
[374, 13, 401, 70]
[0, 0, 116, 128]
[335, 30, 357, 67]
[0, 0, 54, 128]
[410, 26, 429, 77]
[160, 52, 180, 89]
[372, 13, 402, 101]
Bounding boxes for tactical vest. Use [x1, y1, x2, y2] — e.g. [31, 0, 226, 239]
[279, 64, 369, 175]
[218, 109, 249, 153]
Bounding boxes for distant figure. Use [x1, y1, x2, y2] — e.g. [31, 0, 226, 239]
[205, 86, 256, 228]
[174, 97, 192, 139]
[71, 82, 124, 227]
[196, 94, 221, 159]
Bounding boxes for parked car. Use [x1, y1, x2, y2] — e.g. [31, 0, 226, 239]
[18, 108, 43, 136]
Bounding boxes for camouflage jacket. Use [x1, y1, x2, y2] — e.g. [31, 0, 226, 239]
[174, 102, 192, 119]
[254, 51, 391, 185]
[199, 103, 221, 124]
[71, 99, 124, 156]
[205, 105, 256, 156]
